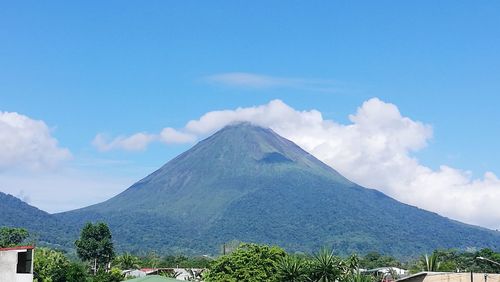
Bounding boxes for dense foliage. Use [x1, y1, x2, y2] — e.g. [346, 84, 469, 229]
[359, 252, 402, 269]
[33, 225, 124, 282]
[28, 237, 500, 282]
[206, 244, 376, 282]
[75, 222, 115, 273]
[0, 226, 29, 247]
[34, 247, 70, 282]
[277, 255, 310, 282]
[205, 243, 286, 282]
[0, 192, 75, 248]
[408, 248, 500, 273]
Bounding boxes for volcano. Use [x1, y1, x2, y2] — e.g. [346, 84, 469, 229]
[53, 123, 500, 256]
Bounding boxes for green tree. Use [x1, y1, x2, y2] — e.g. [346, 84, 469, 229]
[75, 222, 115, 274]
[144, 251, 161, 268]
[0, 227, 29, 247]
[65, 262, 90, 282]
[205, 243, 286, 282]
[91, 268, 123, 282]
[359, 252, 401, 270]
[33, 247, 70, 282]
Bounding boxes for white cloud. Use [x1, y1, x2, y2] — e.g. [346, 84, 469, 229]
[93, 128, 197, 151]
[0, 111, 143, 213]
[92, 132, 157, 152]
[109, 98, 500, 229]
[205, 72, 339, 92]
[0, 111, 71, 171]
[160, 127, 196, 144]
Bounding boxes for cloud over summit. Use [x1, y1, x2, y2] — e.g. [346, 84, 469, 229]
[93, 98, 500, 229]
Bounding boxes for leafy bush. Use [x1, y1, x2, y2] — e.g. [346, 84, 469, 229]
[205, 243, 286, 282]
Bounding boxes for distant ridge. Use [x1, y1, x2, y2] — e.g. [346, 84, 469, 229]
[0, 192, 73, 248]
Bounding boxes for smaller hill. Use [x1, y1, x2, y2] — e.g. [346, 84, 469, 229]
[0, 191, 74, 248]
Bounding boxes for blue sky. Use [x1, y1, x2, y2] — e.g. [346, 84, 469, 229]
[1, 1, 499, 228]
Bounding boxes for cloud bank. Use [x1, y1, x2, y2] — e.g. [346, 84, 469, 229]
[95, 99, 500, 229]
[0, 111, 71, 170]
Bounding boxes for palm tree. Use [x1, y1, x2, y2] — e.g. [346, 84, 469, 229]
[309, 248, 344, 282]
[423, 253, 441, 271]
[114, 252, 140, 270]
[347, 254, 360, 274]
[161, 269, 181, 279]
[277, 255, 309, 282]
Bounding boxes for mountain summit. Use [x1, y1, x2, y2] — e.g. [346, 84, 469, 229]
[56, 123, 500, 256]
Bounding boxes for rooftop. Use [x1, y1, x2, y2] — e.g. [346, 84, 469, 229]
[0, 245, 34, 251]
[125, 275, 179, 282]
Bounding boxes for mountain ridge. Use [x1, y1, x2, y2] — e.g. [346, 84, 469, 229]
[0, 191, 74, 248]
[2, 123, 500, 257]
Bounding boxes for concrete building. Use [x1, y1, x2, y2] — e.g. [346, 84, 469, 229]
[397, 272, 500, 282]
[362, 267, 409, 281]
[123, 268, 205, 280]
[0, 246, 34, 282]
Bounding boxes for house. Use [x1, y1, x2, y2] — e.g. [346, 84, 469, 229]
[396, 272, 500, 282]
[123, 267, 205, 280]
[0, 246, 34, 282]
[364, 267, 409, 276]
[362, 267, 409, 281]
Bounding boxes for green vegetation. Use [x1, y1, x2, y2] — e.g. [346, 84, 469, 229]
[408, 249, 500, 273]
[308, 248, 346, 282]
[359, 252, 402, 269]
[26, 226, 500, 282]
[205, 243, 286, 281]
[0, 226, 29, 247]
[75, 222, 115, 274]
[205, 243, 374, 282]
[276, 255, 310, 282]
[0, 192, 75, 248]
[204, 244, 500, 282]
[115, 252, 141, 269]
[33, 223, 124, 282]
[423, 253, 441, 271]
[34, 247, 70, 281]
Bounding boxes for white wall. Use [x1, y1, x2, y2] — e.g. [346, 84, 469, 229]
[0, 249, 33, 282]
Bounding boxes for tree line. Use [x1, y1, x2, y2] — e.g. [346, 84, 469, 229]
[2, 224, 500, 282]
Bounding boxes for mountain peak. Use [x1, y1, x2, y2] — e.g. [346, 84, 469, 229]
[221, 121, 263, 130]
[211, 122, 278, 144]
[71, 123, 351, 219]
[55, 124, 500, 257]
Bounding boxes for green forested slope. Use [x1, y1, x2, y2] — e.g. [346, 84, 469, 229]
[53, 124, 500, 257]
